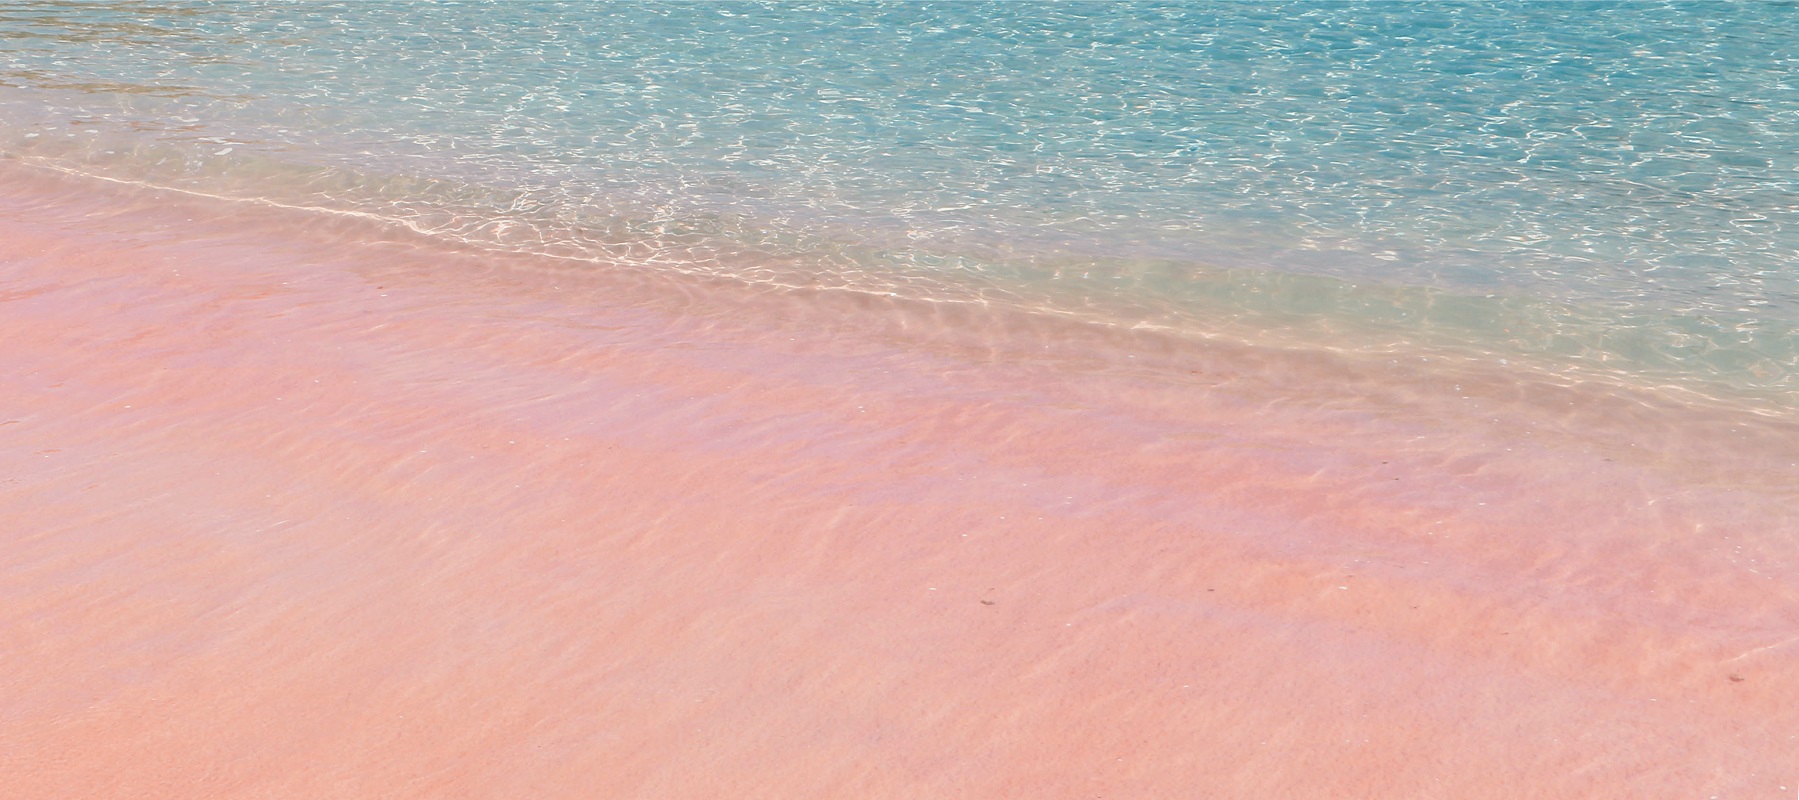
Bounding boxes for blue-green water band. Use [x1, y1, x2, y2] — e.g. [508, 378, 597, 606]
[2, 1, 1794, 404]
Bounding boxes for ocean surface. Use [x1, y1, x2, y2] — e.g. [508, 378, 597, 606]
[9, 5, 1799, 795]
[2, 1, 1797, 406]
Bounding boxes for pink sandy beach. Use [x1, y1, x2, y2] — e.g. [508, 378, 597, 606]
[3, 161, 1798, 797]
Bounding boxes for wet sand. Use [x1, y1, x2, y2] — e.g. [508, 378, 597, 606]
[3, 162, 1797, 797]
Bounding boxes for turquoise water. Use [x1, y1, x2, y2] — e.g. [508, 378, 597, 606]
[3, 2, 1797, 403]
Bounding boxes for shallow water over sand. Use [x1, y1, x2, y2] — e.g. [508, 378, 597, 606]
[3, 2, 1798, 406]
[3, 162, 1798, 796]
[4, 5, 1799, 795]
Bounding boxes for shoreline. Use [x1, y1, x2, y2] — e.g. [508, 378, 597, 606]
[3, 163, 1796, 796]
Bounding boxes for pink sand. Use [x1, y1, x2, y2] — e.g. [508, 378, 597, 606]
[3, 162, 1797, 797]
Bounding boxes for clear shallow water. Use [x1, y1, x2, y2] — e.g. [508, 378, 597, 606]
[2, 1, 1797, 404]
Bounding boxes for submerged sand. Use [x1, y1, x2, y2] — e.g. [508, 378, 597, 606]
[2, 162, 1796, 797]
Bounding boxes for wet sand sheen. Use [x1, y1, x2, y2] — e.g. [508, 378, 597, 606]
[3, 164, 1797, 797]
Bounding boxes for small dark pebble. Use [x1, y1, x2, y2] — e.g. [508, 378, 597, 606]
[1729, 674, 1745, 682]
[980, 600, 996, 606]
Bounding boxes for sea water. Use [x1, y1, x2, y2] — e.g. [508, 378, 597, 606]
[1, 1, 1796, 407]
[8, 5, 1799, 794]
